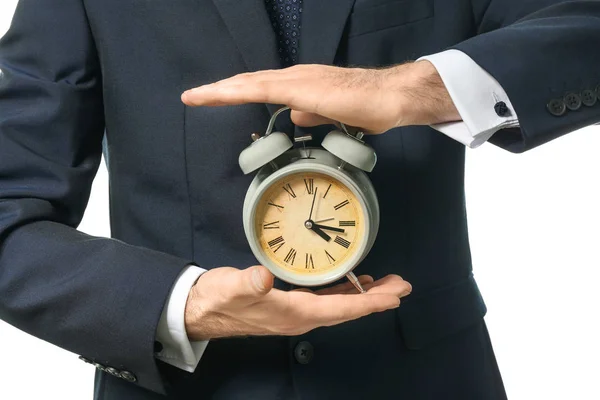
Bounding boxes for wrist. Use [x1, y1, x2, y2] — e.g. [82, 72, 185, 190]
[184, 276, 241, 341]
[184, 279, 210, 341]
[388, 60, 461, 127]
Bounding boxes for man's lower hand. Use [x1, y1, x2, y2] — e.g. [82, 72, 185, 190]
[184, 265, 411, 341]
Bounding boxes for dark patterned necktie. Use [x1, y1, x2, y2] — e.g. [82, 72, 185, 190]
[264, 0, 303, 67]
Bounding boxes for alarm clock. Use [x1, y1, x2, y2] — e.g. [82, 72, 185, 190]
[239, 107, 379, 293]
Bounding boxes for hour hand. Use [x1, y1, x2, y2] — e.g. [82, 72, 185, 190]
[305, 220, 331, 242]
[312, 223, 345, 233]
[311, 225, 331, 242]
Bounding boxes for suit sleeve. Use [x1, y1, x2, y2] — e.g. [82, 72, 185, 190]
[0, 1, 192, 394]
[452, 0, 600, 153]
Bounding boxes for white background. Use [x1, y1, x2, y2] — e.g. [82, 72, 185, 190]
[1, 1, 599, 399]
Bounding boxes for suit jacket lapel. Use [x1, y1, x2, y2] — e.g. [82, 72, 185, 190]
[299, 0, 356, 65]
[211, 0, 290, 128]
[210, 0, 357, 131]
[211, 0, 281, 72]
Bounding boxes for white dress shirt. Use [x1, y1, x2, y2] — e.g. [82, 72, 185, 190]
[154, 49, 520, 372]
[155, 265, 207, 372]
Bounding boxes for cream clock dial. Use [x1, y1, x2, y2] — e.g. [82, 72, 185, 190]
[255, 172, 365, 275]
[239, 106, 379, 291]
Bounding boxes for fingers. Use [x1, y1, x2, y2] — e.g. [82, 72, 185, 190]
[275, 275, 411, 334]
[308, 275, 411, 325]
[312, 277, 411, 323]
[313, 275, 374, 295]
[291, 275, 372, 294]
[289, 275, 410, 297]
[185, 68, 293, 92]
[291, 275, 373, 294]
[360, 274, 412, 297]
[291, 287, 313, 293]
[312, 293, 401, 325]
[181, 68, 298, 107]
[179, 64, 403, 135]
[180, 65, 332, 116]
[182, 82, 287, 107]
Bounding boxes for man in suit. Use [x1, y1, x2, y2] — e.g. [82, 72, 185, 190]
[1, 0, 599, 399]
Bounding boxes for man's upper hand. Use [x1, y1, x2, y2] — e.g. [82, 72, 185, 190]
[184, 265, 411, 341]
[181, 61, 461, 134]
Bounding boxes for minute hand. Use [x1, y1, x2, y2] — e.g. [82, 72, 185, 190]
[312, 223, 345, 233]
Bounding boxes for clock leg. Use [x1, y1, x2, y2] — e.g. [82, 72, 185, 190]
[346, 271, 366, 294]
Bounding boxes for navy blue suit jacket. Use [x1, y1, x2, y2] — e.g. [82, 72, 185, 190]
[1, 0, 599, 399]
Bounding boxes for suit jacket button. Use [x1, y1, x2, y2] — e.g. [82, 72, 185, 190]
[564, 92, 582, 111]
[120, 371, 137, 383]
[106, 367, 121, 377]
[581, 89, 597, 107]
[94, 363, 106, 372]
[547, 98, 566, 116]
[294, 341, 314, 364]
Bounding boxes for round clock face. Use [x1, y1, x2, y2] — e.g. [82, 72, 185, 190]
[254, 171, 366, 276]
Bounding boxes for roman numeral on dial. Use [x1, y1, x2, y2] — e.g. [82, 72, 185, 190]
[263, 221, 280, 230]
[323, 184, 332, 199]
[334, 236, 351, 249]
[339, 221, 355, 227]
[284, 248, 297, 265]
[283, 183, 296, 198]
[305, 253, 314, 269]
[334, 200, 349, 210]
[325, 250, 336, 264]
[268, 202, 284, 210]
[304, 178, 314, 195]
[268, 236, 285, 252]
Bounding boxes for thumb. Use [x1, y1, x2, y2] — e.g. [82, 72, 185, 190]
[240, 265, 274, 297]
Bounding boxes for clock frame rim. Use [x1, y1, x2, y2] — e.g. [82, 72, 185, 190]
[243, 148, 379, 287]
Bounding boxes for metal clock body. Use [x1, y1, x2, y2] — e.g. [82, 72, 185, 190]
[238, 107, 379, 291]
[242, 148, 379, 287]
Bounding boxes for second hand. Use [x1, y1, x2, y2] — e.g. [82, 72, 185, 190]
[315, 217, 334, 223]
[308, 186, 318, 221]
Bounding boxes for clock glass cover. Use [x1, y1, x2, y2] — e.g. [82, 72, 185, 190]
[254, 171, 366, 275]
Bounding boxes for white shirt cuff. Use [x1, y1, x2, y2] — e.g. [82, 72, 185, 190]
[418, 49, 520, 148]
[155, 264, 208, 373]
